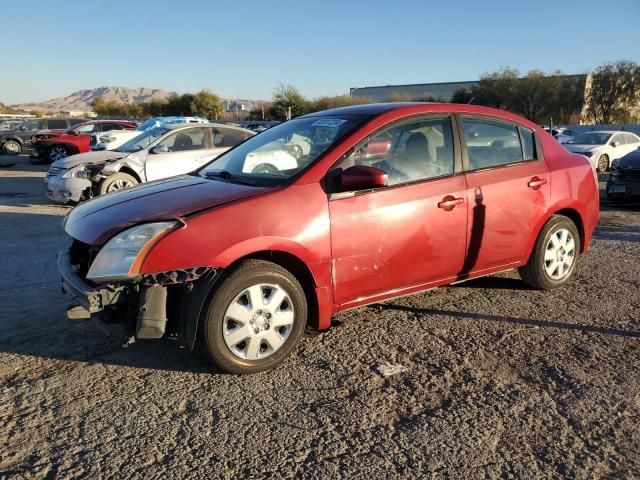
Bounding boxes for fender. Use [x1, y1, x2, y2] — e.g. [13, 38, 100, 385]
[523, 198, 588, 264]
[102, 159, 145, 181]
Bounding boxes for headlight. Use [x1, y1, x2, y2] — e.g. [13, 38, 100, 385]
[63, 166, 89, 178]
[86, 222, 178, 283]
[610, 159, 619, 169]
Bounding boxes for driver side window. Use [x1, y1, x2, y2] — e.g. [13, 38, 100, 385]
[156, 128, 205, 152]
[339, 116, 455, 186]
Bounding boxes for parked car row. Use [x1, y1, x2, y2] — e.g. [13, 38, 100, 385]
[31, 119, 138, 164]
[0, 117, 86, 155]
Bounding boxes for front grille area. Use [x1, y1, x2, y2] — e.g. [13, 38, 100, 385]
[47, 167, 65, 177]
[617, 168, 640, 181]
[69, 239, 98, 280]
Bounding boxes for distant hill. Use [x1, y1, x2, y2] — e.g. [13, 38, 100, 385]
[11, 86, 177, 112]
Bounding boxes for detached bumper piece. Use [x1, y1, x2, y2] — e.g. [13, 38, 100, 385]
[58, 251, 126, 317]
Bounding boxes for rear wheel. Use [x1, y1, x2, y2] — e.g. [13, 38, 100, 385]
[201, 260, 307, 374]
[98, 172, 138, 195]
[2, 140, 21, 155]
[597, 154, 609, 173]
[518, 215, 580, 290]
[48, 144, 69, 162]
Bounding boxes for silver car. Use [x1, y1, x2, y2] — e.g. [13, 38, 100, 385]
[45, 123, 254, 204]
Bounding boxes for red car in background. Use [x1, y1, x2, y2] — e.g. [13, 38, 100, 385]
[58, 103, 599, 374]
[32, 120, 137, 164]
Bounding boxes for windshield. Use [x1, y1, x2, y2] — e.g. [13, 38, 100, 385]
[566, 132, 611, 145]
[115, 127, 168, 153]
[198, 115, 370, 183]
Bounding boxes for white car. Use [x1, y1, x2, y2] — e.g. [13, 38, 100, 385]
[551, 127, 578, 144]
[45, 123, 254, 204]
[91, 116, 209, 151]
[564, 130, 640, 172]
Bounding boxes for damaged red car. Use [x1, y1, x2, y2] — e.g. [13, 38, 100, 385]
[59, 103, 599, 373]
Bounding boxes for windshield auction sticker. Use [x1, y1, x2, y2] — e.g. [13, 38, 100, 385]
[311, 119, 348, 127]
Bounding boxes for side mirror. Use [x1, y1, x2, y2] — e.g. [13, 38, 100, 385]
[151, 145, 169, 154]
[611, 141, 619, 147]
[337, 165, 388, 192]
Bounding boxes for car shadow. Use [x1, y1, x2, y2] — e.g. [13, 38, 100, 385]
[452, 275, 535, 290]
[373, 304, 640, 339]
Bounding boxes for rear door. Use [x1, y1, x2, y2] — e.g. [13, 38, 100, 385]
[458, 116, 550, 276]
[144, 127, 211, 181]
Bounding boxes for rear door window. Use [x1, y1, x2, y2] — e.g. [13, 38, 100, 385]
[47, 119, 68, 130]
[214, 127, 252, 147]
[462, 117, 524, 170]
[100, 123, 123, 132]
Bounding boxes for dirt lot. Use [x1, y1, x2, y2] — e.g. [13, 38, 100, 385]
[0, 155, 638, 479]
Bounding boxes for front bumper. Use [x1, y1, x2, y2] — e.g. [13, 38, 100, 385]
[45, 174, 92, 203]
[58, 250, 127, 316]
[606, 178, 640, 202]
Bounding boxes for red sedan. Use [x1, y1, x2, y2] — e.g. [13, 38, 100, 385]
[36, 120, 137, 163]
[59, 103, 599, 373]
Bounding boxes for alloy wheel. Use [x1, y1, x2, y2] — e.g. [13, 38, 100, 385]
[222, 283, 295, 360]
[106, 179, 134, 192]
[544, 228, 576, 280]
[50, 146, 68, 162]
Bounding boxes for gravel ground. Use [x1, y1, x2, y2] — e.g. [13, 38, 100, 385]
[0, 156, 638, 479]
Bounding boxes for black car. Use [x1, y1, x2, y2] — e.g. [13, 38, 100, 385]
[606, 148, 640, 202]
[0, 117, 85, 155]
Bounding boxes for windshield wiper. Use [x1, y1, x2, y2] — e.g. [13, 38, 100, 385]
[203, 170, 260, 186]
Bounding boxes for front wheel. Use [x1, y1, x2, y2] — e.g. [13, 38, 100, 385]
[597, 154, 609, 173]
[2, 140, 22, 155]
[201, 260, 307, 374]
[48, 144, 69, 163]
[98, 172, 138, 195]
[518, 215, 580, 290]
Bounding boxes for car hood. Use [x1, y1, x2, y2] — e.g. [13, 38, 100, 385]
[564, 144, 600, 153]
[63, 175, 273, 245]
[51, 150, 127, 169]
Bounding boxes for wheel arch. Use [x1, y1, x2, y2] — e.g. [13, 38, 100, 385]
[116, 165, 142, 183]
[524, 205, 586, 265]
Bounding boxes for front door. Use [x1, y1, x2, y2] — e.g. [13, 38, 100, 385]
[459, 116, 550, 275]
[329, 115, 468, 307]
[145, 127, 224, 181]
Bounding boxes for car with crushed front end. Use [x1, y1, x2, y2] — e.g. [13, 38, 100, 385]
[0, 117, 86, 155]
[45, 123, 254, 204]
[58, 103, 599, 374]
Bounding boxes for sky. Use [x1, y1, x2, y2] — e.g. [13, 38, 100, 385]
[1, 0, 639, 105]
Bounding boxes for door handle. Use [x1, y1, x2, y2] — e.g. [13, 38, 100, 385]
[527, 177, 547, 189]
[438, 195, 464, 211]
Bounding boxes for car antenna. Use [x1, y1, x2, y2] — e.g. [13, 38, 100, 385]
[467, 97, 475, 104]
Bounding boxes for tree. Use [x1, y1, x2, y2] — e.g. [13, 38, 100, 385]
[450, 88, 474, 104]
[191, 90, 223, 119]
[586, 60, 640, 124]
[553, 74, 587, 124]
[512, 70, 559, 124]
[269, 84, 309, 120]
[310, 94, 372, 112]
[0, 102, 17, 114]
[472, 67, 520, 109]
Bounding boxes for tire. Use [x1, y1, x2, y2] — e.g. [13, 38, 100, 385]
[518, 215, 580, 290]
[98, 172, 138, 195]
[2, 140, 22, 155]
[200, 259, 307, 374]
[597, 154, 609, 173]
[251, 163, 278, 174]
[48, 144, 69, 163]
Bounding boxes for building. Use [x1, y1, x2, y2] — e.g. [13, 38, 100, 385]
[350, 80, 480, 102]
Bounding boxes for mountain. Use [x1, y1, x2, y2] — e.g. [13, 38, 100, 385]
[11, 86, 177, 112]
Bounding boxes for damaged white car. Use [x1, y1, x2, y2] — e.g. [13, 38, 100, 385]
[45, 123, 254, 204]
